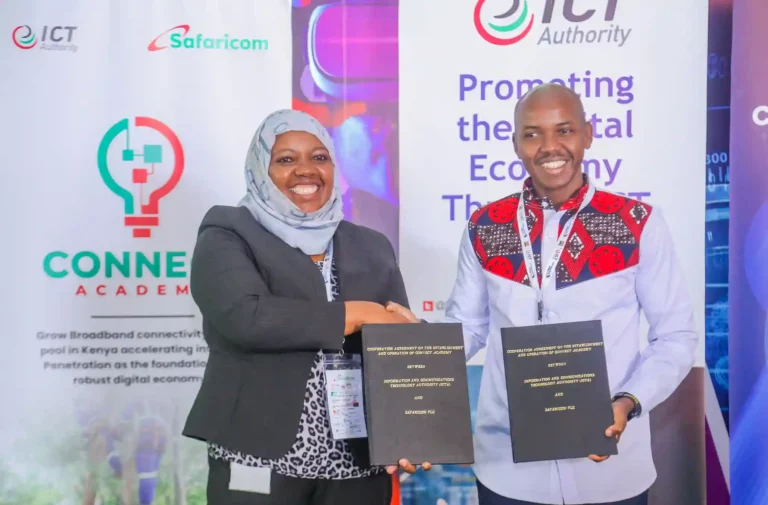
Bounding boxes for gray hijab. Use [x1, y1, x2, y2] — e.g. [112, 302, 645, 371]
[238, 109, 344, 255]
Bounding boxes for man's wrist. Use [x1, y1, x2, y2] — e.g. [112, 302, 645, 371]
[612, 392, 642, 420]
[614, 397, 635, 417]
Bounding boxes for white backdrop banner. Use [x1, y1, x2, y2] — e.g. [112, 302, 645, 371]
[0, 1, 291, 503]
[397, 5, 708, 501]
[399, 0, 707, 368]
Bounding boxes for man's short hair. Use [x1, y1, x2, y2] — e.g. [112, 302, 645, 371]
[514, 83, 586, 125]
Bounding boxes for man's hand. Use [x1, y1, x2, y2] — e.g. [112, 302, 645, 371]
[385, 302, 420, 323]
[385, 458, 432, 475]
[588, 397, 634, 462]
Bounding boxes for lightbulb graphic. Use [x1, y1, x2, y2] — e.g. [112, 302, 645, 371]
[97, 117, 184, 238]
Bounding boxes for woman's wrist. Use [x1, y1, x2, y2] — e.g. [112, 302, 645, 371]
[343, 301, 379, 335]
[343, 302, 359, 335]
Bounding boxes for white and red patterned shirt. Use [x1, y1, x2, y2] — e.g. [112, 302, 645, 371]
[446, 175, 698, 504]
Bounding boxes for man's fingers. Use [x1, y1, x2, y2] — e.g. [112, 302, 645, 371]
[605, 424, 624, 442]
[387, 459, 429, 474]
[399, 459, 417, 473]
[588, 454, 610, 463]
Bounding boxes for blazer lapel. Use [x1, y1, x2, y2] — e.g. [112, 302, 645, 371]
[250, 213, 327, 301]
[334, 222, 366, 302]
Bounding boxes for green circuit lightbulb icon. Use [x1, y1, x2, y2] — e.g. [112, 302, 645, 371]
[97, 117, 185, 238]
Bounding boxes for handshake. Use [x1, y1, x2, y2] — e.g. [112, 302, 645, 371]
[343, 301, 421, 335]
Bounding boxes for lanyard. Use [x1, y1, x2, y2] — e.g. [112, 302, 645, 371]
[516, 185, 594, 323]
[320, 241, 344, 356]
[321, 241, 334, 302]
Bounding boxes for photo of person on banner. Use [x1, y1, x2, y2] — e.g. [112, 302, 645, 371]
[75, 397, 172, 505]
[183, 109, 429, 505]
[387, 84, 699, 505]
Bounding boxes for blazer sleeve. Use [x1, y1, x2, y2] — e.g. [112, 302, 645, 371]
[389, 266, 410, 309]
[190, 225, 346, 353]
[385, 238, 410, 309]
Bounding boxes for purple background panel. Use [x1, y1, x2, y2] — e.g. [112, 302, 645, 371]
[729, 0, 768, 503]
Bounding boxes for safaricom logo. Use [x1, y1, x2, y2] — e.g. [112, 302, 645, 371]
[148, 24, 269, 52]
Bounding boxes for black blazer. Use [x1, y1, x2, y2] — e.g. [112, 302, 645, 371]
[182, 205, 410, 467]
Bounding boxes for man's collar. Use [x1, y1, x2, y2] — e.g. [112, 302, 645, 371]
[522, 173, 590, 212]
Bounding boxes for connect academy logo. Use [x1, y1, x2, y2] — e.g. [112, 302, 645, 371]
[474, 0, 535, 46]
[12, 24, 79, 52]
[474, 0, 630, 48]
[42, 117, 190, 297]
[148, 24, 269, 52]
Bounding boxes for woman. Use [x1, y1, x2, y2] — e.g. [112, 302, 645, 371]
[183, 110, 426, 505]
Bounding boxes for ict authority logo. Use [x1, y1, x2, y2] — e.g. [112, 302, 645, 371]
[474, 0, 629, 47]
[474, 0, 534, 46]
[12, 24, 79, 52]
[41, 118, 189, 297]
[148, 24, 269, 52]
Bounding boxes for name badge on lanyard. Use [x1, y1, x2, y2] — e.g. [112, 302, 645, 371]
[318, 241, 368, 440]
[323, 354, 368, 440]
[516, 186, 594, 323]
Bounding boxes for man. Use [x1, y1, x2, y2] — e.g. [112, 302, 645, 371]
[389, 83, 698, 504]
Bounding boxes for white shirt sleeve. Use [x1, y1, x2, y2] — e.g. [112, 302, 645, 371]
[444, 226, 491, 361]
[621, 207, 699, 414]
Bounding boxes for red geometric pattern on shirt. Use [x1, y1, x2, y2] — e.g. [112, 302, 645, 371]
[619, 197, 652, 243]
[558, 218, 595, 282]
[469, 193, 541, 286]
[469, 184, 652, 289]
[627, 247, 640, 268]
[522, 175, 590, 213]
[514, 254, 538, 285]
[556, 191, 652, 287]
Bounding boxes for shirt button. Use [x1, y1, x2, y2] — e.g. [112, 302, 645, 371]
[547, 228, 557, 239]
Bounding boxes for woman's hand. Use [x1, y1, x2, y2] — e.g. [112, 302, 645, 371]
[344, 302, 411, 335]
[385, 302, 420, 323]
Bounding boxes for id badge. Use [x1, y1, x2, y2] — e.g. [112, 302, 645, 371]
[322, 354, 368, 440]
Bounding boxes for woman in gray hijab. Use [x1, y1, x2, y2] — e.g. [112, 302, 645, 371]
[183, 110, 428, 505]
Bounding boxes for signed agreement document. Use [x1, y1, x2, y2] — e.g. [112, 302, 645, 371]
[501, 320, 617, 463]
[362, 323, 474, 466]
